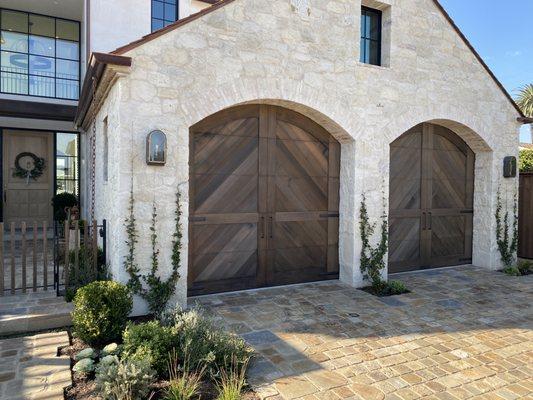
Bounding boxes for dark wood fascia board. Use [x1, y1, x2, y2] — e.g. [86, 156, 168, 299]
[197, 0, 219, 4]
[0, 98, 77, 121]
[432, 0, 524, 118]
[518, 117, 533, 124]
[74, 52, 132, 127]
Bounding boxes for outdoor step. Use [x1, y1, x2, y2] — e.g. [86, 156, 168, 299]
[0, 290, 72, 336]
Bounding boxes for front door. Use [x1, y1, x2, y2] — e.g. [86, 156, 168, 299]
[188, 105, 340, 296]
[2, 130, 54, 225]
[388, 123, 475, 273]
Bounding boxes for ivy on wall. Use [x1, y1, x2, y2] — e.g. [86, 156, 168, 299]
[495, 188, 518, 269]
[124, 184, 182, 316]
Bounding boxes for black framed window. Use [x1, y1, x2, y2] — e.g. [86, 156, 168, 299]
[151, 0, 178, 32]
[0, 8, 80, 100]
[56, 132, 79, 196]
[360, 7, 382, 66]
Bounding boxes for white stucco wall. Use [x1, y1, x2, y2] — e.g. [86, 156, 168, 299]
[87, 0, 201, 54]
[90, 0, 521, 314]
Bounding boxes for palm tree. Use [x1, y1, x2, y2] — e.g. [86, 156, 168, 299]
[516, 84, 533, 117]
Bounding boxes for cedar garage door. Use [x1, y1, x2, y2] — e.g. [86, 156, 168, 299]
[389, 123, 475, 273]
[188, 105, 340, 296]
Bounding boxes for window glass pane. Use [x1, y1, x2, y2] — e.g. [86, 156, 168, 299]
[56, 78, 78, 99]
[364, 14, 371, 38]
[152, 1, 164, 19]
[164, 20, 174, 27]
[57, 132, 78, 156]
[1, 72, 28, 94]
[1, 10, 28, 33]
[369, 14, 380, 40]
[1, 51, 28, 74]
[369, 40, 380, 65]
[30, 75, 54, 96]
[56, 19, 79, 41]
[56, 40, 79, 60]
[164, 3, 177, 21]
[29, 14, 55, 37]
[56, 59, 78, 80]
[1, 31, 28, 53]
[165, 0, 177, 4]
[359, 38, 366, 63]
[29, 35, 55, 56]
[29, 55, 54, 76]
[152, 19, 164, 32]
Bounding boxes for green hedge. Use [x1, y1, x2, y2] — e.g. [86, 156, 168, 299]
[519, 149, 533, 172]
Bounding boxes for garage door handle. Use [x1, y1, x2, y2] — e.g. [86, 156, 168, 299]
[260, 216, 265, 239]
[428, 212, 432, 230]
[422, 212, 426, 230]
[269, 216, 273, 239]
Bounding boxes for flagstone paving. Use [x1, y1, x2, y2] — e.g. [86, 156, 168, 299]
[195, 266, 533, 400]
[0, 331, 71, 400]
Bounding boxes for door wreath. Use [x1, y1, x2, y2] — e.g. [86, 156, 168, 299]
[12, 152, 46, 181]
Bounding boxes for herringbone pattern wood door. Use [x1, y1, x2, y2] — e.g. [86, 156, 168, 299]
[389, 123, 474, 273]
[189, 105, 340, 295]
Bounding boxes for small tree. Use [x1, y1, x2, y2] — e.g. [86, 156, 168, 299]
[495, 188, 518, 269]
[519, 149, 533, 172]
[359, 193, 388, 290]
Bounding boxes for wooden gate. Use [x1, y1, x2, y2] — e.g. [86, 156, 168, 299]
[518, 173, 533, 259]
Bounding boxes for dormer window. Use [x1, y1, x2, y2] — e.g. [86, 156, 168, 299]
[360, 7, 382, 66]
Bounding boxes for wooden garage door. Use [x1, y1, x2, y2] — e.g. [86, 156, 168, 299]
[389, 123, 474, 273]
[189, 105, 340, 296]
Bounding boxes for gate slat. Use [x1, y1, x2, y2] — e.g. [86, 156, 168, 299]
[10, 222, 15, 294]
[64, 220, 70, 290]
[33, 221, 37, 291]
[0, 223, 4, 296]
[92, 219, 98, 280]
[43, 221, 48, 290]
[83, 222, 89, 279]
[74, 220, 79, 286]
[21, 222, 27, 293]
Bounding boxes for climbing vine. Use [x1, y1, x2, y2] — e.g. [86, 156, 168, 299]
[359, 192, 388, 289]
[124, 184, 182, 316]
[495, 187, 518, 269]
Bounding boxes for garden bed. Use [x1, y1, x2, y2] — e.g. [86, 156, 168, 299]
[64, 281, 257, 400]
[360, 280, 410, 297]
[500, 260, 532, 277]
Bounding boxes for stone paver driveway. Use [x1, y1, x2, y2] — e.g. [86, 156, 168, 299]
[195, 266, 533, 400]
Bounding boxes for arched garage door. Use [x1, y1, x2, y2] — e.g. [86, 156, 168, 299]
[188, 105, 340, 296]
[389, 123, 475, 273]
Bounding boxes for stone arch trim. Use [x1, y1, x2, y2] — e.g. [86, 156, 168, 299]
[180, 78, 356, 145]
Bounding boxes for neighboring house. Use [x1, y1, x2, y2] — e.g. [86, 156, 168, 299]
[0, 0, 209, 225]
[2, 0, 531, 311]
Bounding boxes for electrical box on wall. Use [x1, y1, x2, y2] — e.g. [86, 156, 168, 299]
[503, 156, 517, 178]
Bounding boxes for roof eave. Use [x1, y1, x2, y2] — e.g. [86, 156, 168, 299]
[74, 52, 132, 129]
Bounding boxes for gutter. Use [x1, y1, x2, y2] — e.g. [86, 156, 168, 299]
[75, 52, 132, 129]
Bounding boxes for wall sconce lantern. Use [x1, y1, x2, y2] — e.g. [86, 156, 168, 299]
[503, 156, 517, 178]
[146, 130, 167, 165]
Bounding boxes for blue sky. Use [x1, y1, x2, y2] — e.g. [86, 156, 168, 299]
[438, 0, 533, 142]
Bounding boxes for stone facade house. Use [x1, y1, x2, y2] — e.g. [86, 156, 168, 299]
[75, 0, 527, 313]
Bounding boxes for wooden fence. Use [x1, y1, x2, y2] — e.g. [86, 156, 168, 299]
[519, 173, 533, 259]
[0, 218, 106, 296]
[0, 221, 52, 295]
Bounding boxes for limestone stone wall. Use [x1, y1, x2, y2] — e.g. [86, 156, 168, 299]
[90, 0, 521, 313]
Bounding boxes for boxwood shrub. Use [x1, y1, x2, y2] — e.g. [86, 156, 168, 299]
[72, 281, 133, 346]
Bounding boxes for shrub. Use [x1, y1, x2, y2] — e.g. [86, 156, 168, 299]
[95, 355, 155, 400]
[503, 266, 521, 276]
[122, 321, 177, 376]
[65, 246, 109, 302]
[72, 281, 133, 346]
[215, 358, 249, 400]
[52, 192, 78, 221]
[388, 280, 408, 295]
[519, 149, 533, 172]
[73, 358, 95, 374]
[163, 308, 252, 378]
[163, 350, 204, 400]
[518, 260, 532, 275]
